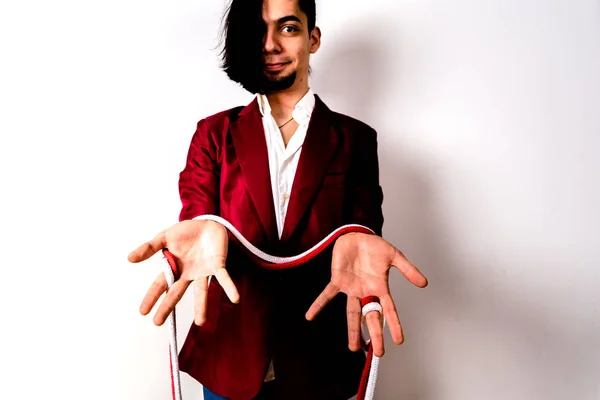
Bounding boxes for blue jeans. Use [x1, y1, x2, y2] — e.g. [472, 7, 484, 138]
[203, 382, 276, 400]
[203, 384, 355, 400]
[203, 386, 228, 400]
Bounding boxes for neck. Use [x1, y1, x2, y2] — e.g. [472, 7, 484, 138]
[265, 81, 309, 120]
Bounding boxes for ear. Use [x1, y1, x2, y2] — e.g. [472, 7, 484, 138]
[309, 26, 321, 54]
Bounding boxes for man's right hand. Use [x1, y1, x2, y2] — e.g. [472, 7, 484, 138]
[128, 219, 239, 327]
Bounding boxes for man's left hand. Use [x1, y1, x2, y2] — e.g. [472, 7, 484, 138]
[305, 232, 428, 357]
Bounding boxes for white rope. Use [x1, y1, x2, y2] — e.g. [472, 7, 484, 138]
[361, 302, 383, 318]
[192, 214, 374, 263]
[361, 302, 385, 400]
[162, 215, 382, 400]
[366, 352, 381, 400]
[162, 262, 182, 400]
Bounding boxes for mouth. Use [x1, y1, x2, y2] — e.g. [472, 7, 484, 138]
[264, 62, 290, 72]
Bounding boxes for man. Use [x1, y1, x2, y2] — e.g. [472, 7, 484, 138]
[128, 0, 428, 399]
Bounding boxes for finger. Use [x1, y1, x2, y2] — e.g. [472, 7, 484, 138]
[128, 231, 167, 263]
[392, 249, 428, 288]
[193, 277, 209, 326]
[153, 279, 191, 326]
[213, 268, 240, 304]
[346, 296, 362, 352]
[380, 294, 404, 345]
[305, 283, 339, 321]
[140, 272, 167, 315]
[365, 309, 385, 357]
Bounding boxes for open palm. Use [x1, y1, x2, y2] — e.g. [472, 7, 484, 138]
[128, 219, 239, 326]
[306, 232, 428, 357]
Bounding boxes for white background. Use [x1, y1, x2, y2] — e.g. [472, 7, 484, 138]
[1, 0, 599, 399]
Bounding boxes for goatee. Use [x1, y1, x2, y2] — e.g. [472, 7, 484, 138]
[260, 71, 297, 93]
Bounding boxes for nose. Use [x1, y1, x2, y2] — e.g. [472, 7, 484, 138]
[263, 28, 280, 53]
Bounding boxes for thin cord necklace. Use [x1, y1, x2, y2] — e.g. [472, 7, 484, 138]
[278, 117, 294, 129]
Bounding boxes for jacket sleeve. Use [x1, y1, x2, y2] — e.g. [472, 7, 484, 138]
[343, 126, 384, 236]
[178, 119, 220, 222]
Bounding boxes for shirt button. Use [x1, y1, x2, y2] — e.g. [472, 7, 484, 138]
[283, 193, 290, 200]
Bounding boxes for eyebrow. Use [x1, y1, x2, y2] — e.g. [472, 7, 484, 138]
[276, 15, 302, 25]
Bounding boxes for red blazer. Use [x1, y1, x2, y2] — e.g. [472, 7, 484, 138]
[176, 95, 384, 400]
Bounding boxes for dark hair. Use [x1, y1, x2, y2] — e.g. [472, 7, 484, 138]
[218, 0, 317, 94]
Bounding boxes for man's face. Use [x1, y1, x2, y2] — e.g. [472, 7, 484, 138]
[260, 0, 320, 92]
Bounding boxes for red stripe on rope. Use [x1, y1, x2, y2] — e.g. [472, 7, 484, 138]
[228, 225, 374, 270]
[361, 296, 380, 307]
[169, 345, 176, 400]
[356, 295, 381, 400]
[357, 344, 374, 400]
[163, 252, 180, 399]
[163, 250, 180, 279]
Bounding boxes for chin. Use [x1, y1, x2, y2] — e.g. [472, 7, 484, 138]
[261, 71, 297, 92]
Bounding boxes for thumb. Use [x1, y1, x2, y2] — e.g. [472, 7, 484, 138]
[392, 249, 428, 288]
[128, 230, 167, 263]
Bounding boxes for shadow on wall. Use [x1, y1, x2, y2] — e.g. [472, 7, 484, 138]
[313, 32, 443, 399]
[311, 25, 596, 400]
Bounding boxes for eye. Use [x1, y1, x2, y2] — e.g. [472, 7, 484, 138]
[282, 25, 298, 33]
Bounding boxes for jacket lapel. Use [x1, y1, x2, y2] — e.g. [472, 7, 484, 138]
[281, 95, 338, 242]
[230, 99, 279, 243]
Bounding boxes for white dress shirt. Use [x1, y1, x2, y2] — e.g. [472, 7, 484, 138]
[257, 88, 316, 239]
[257, 88, 316, 381]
